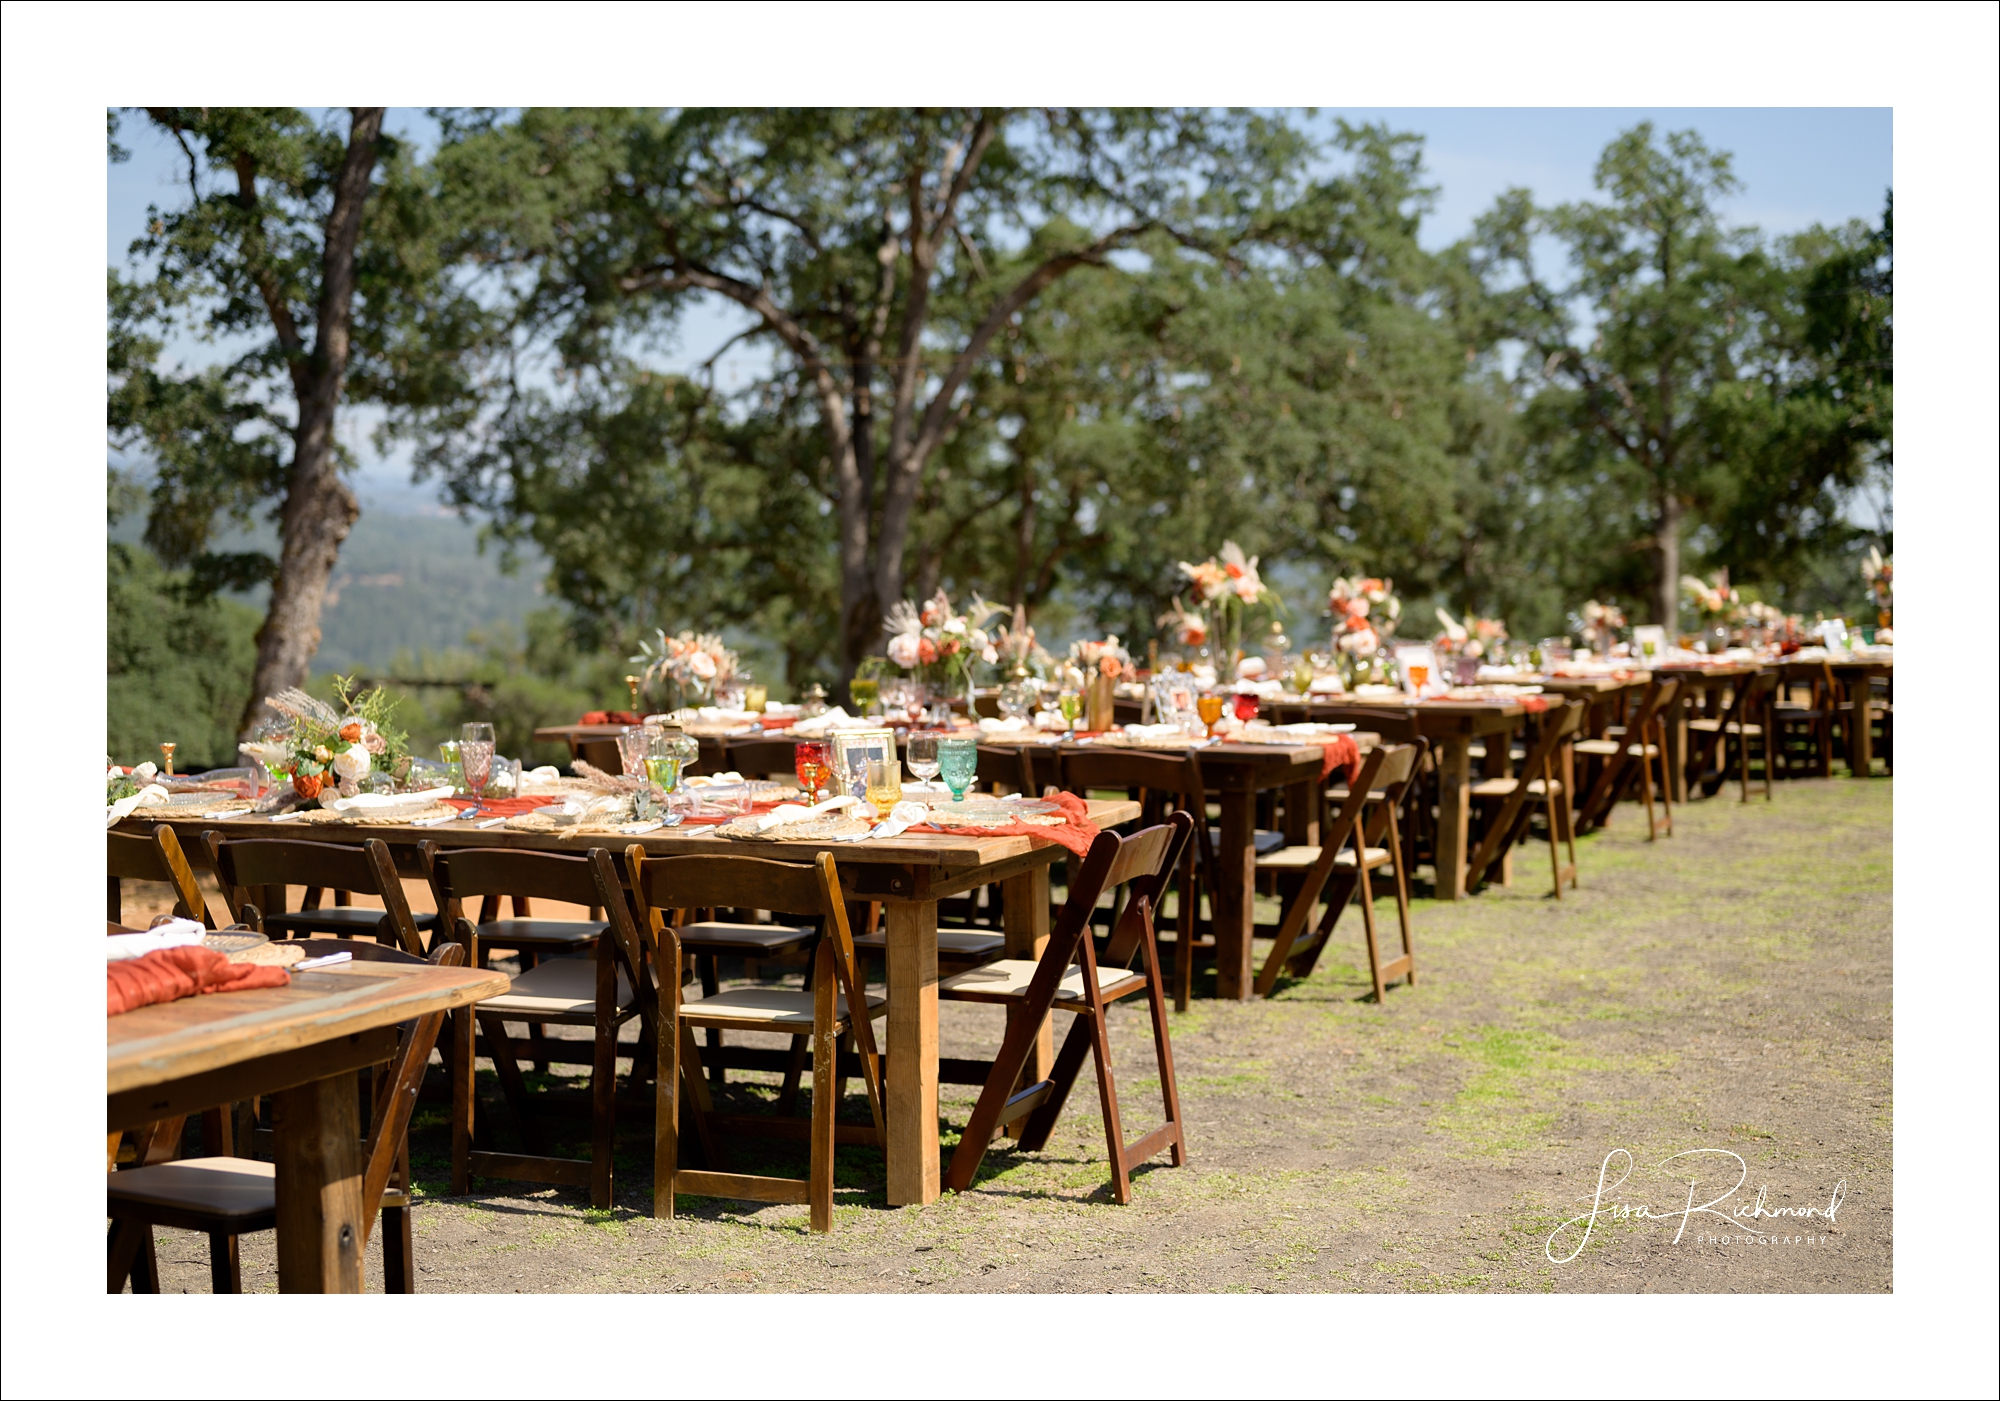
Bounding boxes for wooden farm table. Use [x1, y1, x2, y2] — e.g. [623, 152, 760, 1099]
[1651, 661, 1766, 802]
[108, 956, 506, 1292]
[1279, 698, 1531, 900]
[127, 797, 1139, 1209]
[1778, 655, 1893, 777]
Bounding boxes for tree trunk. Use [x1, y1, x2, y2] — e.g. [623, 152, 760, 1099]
[1653, 488, 1682, 630]
[238, 108, 385, 737]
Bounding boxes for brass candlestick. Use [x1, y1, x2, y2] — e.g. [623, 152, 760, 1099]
[625, 675, 642, 712]
[159, 742, 177, 776]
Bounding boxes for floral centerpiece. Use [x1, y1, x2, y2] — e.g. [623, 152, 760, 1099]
[1861, 546, 1892, 628]
[1066, 636, 1131, 731]
[238, 678, 411, 807]
[1575, 600, 1627, 654]
[1434, 608, 1508, 660]
[884, 589, 1004, 704]
[994, 604, 1056, 680]
[1679, 572, 1740, 653]
[1328, 576, 1401, 684]
[1158, 597, 1211, 655]
[1176, 541, 1281, 670]
[633, 630, 741, 709]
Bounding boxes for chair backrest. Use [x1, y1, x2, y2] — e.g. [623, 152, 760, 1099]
[1325, 708, 1424, 746]
[420, 842, 605, 916]
[202, 834, 426, 956]
[574, 736, 624, 776]
[1059, 745, 1205, 802]
[723, 738, 801, 779]
[107, 826, 215, 928]
[1073, 811, 1196, 968]
[421, 843, 649, 991]
[1518, 700, 1585, 777]
[625, 846, 879, 1128]
[1369, 742, 1421, 792]
[358, 939, 466, 1249]
[975, 744, 1042, 796]
[1632, 677, 1681, 730]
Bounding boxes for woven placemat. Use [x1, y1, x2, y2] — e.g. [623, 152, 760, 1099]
[711, 814, 872, 843]
[921, 808, 1067, 829]
[290, 802, 458, 826]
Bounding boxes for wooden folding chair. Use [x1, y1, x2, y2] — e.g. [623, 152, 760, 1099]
[201, 834, 438, 950]
[1773, 662, 1838, 779]
[1253, 744, 1421, 1002]
[1574, 677, 1679, 837]
[422, 844, 658, 1207]
[1465, 701, 1583, 898]
[1061, 747, 1222, 1011]
[940, 811, 1194, 1203]
[1689, 671, 1778, 802]
[107, 939, 464, 1293]
[627, 848, 885, 1232]
[107, 825, 217, 928]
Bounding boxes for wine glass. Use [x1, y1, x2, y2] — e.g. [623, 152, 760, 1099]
[1407, 662, 1429, 693]
[1058, 688, 1082, 736]
[937, 737, 978, 803]
[1231, 691, 1260, 724]
[794, 740, 830, 802]
[849, 676, 880, 716]
[460, 722, 496, 818]
[1196, 693, 1225, 737]
[865, 757, 903, 817]
[907, 732, 941, 786]
[616, 725, 648, 779]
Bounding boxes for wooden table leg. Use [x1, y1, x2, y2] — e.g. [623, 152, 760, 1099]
[1000, 866, 1054, 1094]
[1213, 789, 1256, 999]
[272, 1071, 365, 1293]
[884, 899, 940, 1207]
[1281, 777, 1319, 849]
[1847, 677, 1875, 777]
[1433, 736, 1472, 901]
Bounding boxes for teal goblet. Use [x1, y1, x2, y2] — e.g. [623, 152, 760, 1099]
[937, 736, 978, 802]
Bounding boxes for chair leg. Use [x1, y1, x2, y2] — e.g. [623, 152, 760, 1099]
[1135, 915, 1188, 1168]
[476, 1014, 549, 1157]
[380, 1205, 414, 1293]
[207, 1232, 241, 1293]
[450, 1007, 474, 1195]
[808, 943, 836, 1234]
[1386, 809, 1417, 987]
[1545, 785, 1563, 901]
[1356, 856, 1386, 1002]
[1653, 723, 1672, 838]
[590, 1008, 618, 1210]
[1017, 1016, 1096, 1154]
[1173, 849, 1195, 1012]
[107, 1219, 154, 1294]
[1638, 741, 1657, 840]
[1082, 1003, 1132, 1204]
[699, 956, 726, 1089]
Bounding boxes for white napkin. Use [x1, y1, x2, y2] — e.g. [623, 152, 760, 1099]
[1117, 723, 1188, 741]
[1032, 710, 1068, 732]
[328, 785, 455, 813]
[1307, 675, 1344, 695]
[977, 716, 1030, 734]
[754, 794, 863, 831]
[763, 702, 802, 717]
[789, 706, 877, 737]
[838, 799, 929, 841]
[107, 918, 206, 961]
[106, 783, 169, 827]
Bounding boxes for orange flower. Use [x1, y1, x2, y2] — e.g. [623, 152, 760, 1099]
[1099, 656, 1121, 677]
[292, 772, 324, 801]
[339, 722, 363, 743]
[917, 637, 939, 665]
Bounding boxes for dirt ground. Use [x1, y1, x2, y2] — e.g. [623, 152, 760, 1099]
[135, 776, 1891, 1293]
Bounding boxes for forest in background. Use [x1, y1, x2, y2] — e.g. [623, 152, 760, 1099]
[107, 108, 1891, 767]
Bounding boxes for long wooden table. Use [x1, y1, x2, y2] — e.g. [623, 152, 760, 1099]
[540, 723, 1335, 1001]
[127, 797, 1139, 1209]
[109, 957, 506, 1292]
[1779, 656, 1893, 778]
[1275, 699, 1531, 900]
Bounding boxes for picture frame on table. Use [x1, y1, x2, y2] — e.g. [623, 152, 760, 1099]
[830, 728, 897, 800]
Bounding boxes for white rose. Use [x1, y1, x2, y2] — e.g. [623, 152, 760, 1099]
[132, 762, 158, 784]
[981, 645, 999, 664]
[887, 633, 921, 668]
[689, 651, 718, 680]
[1349, 597, 1370, 619]
[332, 744, 372, 792]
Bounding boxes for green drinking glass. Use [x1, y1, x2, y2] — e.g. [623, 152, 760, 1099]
[937, 737, 978, 802]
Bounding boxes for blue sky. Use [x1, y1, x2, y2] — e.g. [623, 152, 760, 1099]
[108, 107, 1892, 495]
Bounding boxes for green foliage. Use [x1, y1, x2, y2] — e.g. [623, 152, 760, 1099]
[107, 543, 260, 769]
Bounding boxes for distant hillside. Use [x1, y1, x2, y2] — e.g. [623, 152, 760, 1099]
[110, 504, 550, 675]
